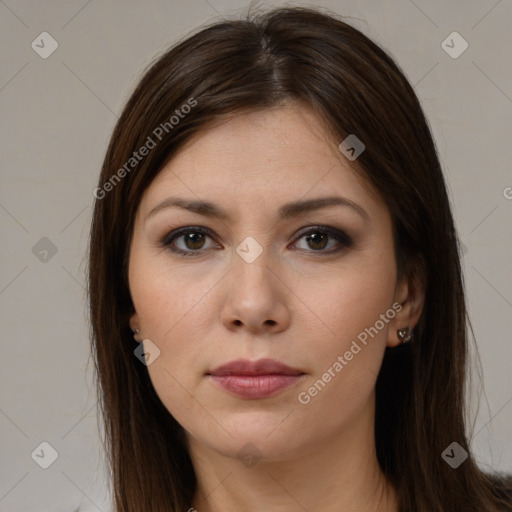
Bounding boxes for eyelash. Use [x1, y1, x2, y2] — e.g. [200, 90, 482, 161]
[159, 225, 353, 257]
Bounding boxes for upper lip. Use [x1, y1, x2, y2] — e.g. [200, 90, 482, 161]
[208, 358, 304, 376]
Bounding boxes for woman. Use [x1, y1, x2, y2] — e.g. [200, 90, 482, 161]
[88, 6, 512, 511]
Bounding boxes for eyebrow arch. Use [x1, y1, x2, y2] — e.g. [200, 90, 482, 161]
[146, 195, 368, 222]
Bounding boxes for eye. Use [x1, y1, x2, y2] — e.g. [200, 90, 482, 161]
[160, 226, 219, 257]
[292, 226, 352, 253]
[160, 225, 352, 258]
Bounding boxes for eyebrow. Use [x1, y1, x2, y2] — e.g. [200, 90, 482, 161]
[146, 195, 368, 223]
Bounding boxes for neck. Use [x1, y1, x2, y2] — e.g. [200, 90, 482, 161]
[188, 394, 399, 512]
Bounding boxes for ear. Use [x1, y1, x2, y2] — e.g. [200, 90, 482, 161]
[387, 260, 426, 347]
[129, 311, 140, 334]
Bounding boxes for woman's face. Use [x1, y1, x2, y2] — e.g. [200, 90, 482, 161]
[128, 102, 412, 463]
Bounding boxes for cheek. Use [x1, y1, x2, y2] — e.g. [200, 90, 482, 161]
[291, 250, 396, 416]
[131, 286, 216, 389]
[129, 247, 217, 344]
[130, 276, 212, 432]
[129, 252, 220, 414]
[295, 250, 397, 347]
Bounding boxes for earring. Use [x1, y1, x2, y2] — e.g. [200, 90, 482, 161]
[397, 327, 413, 344]
[132, 328, 140, 341]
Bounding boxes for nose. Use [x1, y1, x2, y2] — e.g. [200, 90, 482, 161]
[220, 248, 291, 335]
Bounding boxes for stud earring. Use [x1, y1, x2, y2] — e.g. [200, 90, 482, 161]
[132, 328, 140, 341]
[397, 327, 413, 344]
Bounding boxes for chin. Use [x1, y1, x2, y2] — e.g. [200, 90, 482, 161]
[191, 423, 304, 463]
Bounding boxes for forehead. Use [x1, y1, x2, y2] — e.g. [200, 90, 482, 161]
[138, 104, 385, 220]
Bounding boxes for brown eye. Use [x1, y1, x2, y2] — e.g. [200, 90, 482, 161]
[293, 226, 352, 253]
[160, 227, 218, 257]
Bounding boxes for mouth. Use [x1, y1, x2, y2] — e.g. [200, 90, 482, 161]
[206, 358, 306, 399]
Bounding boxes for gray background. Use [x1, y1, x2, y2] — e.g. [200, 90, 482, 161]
[1, 0, 511, 510]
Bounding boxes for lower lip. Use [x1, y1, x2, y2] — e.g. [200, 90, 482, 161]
[208, 374, 303, 399]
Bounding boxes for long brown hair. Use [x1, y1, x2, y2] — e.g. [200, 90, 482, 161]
[88, 6, 512, 511]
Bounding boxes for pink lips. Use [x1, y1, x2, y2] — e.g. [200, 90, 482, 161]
[207, 358, 305, 399]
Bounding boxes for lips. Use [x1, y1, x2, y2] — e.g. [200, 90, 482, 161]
[208, 358, 304, 377]
[207, 358, 305, 399]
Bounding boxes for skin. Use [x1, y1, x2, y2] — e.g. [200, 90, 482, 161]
[128, 102, 424, 512]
